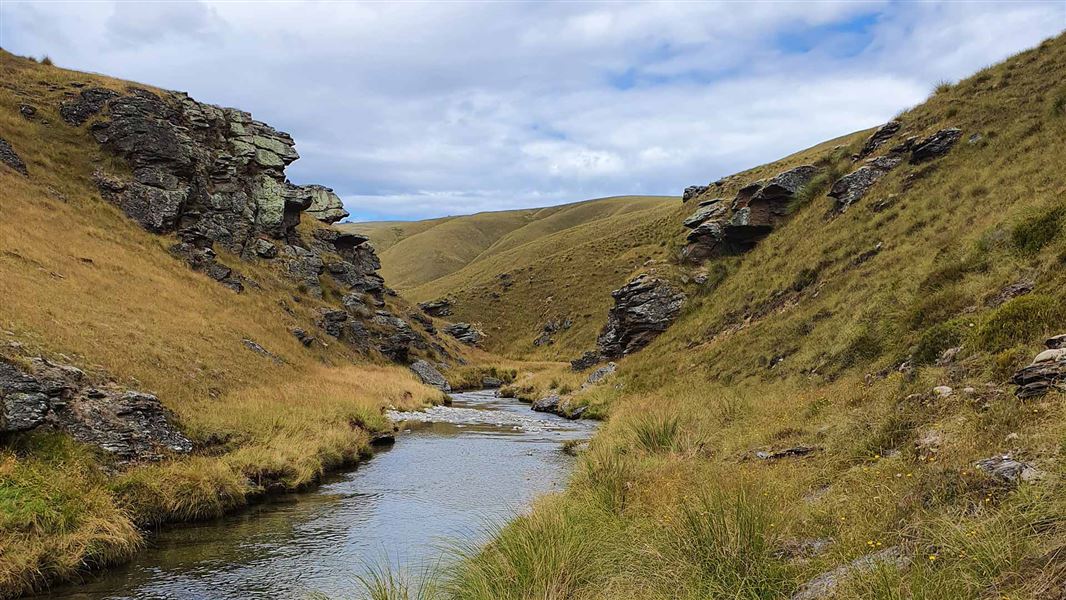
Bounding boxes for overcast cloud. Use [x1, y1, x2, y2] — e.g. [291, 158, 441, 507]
[2, 1, 1063, 221]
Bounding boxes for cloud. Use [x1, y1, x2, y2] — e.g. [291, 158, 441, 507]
[1, 1, 1063, 221]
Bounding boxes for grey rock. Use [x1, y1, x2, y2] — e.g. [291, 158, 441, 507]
[303, 185, 350, 223]
[682, 200, 726, 229]
[482, 376, 504, 388]
[828, 155, 903, 212]
[987, 280, 1034, 307]
[856, 121, 902, 158]
[754, 446, 818, 461]
[242, 338, 282, 363]
[251, 238, 278, 259]
[0, 137, 28, 176]
[290, 328, 315, 347]
[595, 274, 685, 360]
[790, 547, 909, 600]
[419, 299, 453, 317]
[532, 393, 561, 413]
[1047, 335, 1066, 350]
[975, 455, 1040, 484]
[410, 359, 450, 391]
[1011, 341, 1065, 399]
[586, 362, 617, 384]
[909, 128, 963, 164]
[570, 351, 603, 372]
[19, 104, 37, 119]
[318, 309, 350, 338]
[682, 185, 708, 202]
[59, 87, 119, 125]
[444, 323, 484, 346]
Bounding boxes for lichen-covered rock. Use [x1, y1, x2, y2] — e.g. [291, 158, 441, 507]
[586, 362, 617, 384]
[909, 128, 962, 164]
[410, 359, 450, 391]
[828, 155, 903, 212]
[682, 200, 726, 229]
[791, 547, 909, 600]
[856, 121, 902, 159]
[594, 274, 685, 360]
[304, 185, 350, 223]
[0, 137, 28, 176]
[975, 455, 1041, 484]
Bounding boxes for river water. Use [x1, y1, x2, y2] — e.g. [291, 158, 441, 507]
[46, 390, 594, 600]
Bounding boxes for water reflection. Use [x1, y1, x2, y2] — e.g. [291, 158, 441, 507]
[46, 390, 594, 600]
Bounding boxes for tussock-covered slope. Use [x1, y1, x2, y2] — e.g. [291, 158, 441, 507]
[447, 35, 1066, 600]
[0, 51, 460, 597]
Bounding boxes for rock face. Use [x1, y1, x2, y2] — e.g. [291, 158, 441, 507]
[828, 156, 903, 212]
[0, 357, 192, 463]
[410, 360, 450, 391]
[1011, 337, 1066, 399]
[572, 274, 685, 369]
[444, 323, 484, 346]
[909, 128, 962, 164]
[304, 185, 350, 223]
[856, 121, 902, 159]
[0, 137, 28, 176]
[64, 85, 432, 363]
[682, 165, 818, 263]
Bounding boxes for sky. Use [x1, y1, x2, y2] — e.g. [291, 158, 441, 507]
[1, 1, 1064, 221]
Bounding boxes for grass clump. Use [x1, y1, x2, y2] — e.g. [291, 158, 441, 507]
[912, 319, 968, 365]
[974, 294, 1064, 353]
[1010, 205, 1063, 254]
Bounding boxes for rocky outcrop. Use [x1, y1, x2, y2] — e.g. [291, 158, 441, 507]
[531, 393, 561, 413]
[682, 165, 818, 263]
[410, 360, 450, 391]
[0, 137, 28, 176]
[304, 185, 350, 223]
[444, 322, 484, 346]
[682, 184, 708, 202]
[533, 317, 573, 347]
[856, 121, 901, 159]
[1011, 336, 1065, 399]
[572, 274, 685, 369]
[419, 299, 453, 317]
[1, 357, 192, 463]
[828, 155, 903, 212]
[59, 87, 119, 125]
[909, 128, 962, 164]
[19, 104, 37, 120]
[586, 362, 617, 384]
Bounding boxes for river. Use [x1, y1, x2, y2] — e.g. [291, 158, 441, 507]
[45, 390, 594, 600]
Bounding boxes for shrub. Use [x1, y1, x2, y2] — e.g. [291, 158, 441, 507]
[1011, 206, 1064, 254]
[975, 294, 1065, 353]
[933, 79, 955, 95]
[913, 319, 968, 365]
[39, 56, 53, 66]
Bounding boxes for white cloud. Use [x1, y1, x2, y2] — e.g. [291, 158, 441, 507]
[1, 1, 1063, 220]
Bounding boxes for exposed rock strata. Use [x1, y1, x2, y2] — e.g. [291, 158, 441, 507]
[444, 322, 484, 346]
[0, 137, 28, 176]
[410, 360, 450, 391]
[828, 155, 903, 212]
[0, 357, 192, 463]
[1011, 336, 1066, 399]
[909, 128, 963, 163]
[855, 120, 902, 159]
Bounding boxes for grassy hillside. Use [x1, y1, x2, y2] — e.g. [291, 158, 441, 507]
[429, 35, 1066, 600]
[0, 52, 457, 597]
[345, 196, 673, 296]
[348, 196, 677, 359]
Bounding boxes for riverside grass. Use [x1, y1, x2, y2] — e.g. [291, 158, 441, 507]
[356, 35, 1066, 599]
[0, 51, 453, 597]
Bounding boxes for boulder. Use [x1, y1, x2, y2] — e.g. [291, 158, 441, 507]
[290, 328, 315, 347]
[1011, 339, 1066, 399]
[410, 360, 450, 391]
[532, 393, 561, 413]
[570, 351, 602, 372]
[828, 156, 903, 212]
[595, 274, 685, 360]
[419, 299, 453, 317]
[482, 376, 504, 388]
[586, 362, 617, 384]
[19, 104, 37, 119]
[304, 185, 350, 223]
[444, 323, 484, 346]
[909, 128, 963, 164]
[0, 137, 28, 176]
[975, 455, 1041, 484]
[59, 87, 120, 125]
[856, 121, 902, 159]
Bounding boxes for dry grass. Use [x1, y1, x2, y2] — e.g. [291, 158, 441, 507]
[0, 50, 451, 597]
